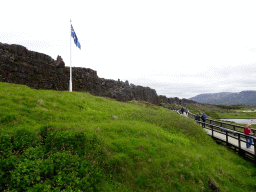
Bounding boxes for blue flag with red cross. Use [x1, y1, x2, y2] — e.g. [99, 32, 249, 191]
[71, 24, 81, 49]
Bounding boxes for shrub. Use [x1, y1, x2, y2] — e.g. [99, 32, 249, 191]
[0, 114, 17, 124]
[11, 128, 40, 154]
[0, 127, 105, 191]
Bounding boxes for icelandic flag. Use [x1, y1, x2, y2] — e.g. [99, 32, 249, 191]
[71, 24, 81, 49]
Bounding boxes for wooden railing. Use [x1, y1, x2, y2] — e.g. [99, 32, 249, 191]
[187, 112, 256, 133]
[177, 110, 256, 164]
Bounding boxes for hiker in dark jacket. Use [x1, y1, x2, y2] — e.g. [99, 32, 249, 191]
[181, 107, 184, 114]
[200, 113, 207, 128]
[195, 114, 200, 121]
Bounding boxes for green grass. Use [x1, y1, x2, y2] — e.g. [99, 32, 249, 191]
[216, 112, 256, 119]
[1, 82, 256, 191]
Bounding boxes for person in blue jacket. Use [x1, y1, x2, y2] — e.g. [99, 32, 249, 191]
[200, 113, 207, 128]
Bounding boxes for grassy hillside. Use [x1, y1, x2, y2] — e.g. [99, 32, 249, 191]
[1, 82, 256, 191]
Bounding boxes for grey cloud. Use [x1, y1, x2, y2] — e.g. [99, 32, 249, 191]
[126, 63, 256, 99]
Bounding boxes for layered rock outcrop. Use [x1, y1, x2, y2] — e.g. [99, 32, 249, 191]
[0, 42, 196, 107]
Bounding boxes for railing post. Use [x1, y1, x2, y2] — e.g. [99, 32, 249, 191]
[238, 134, 245, 157]
[226, 129, 229, 146]
[238, 134, 241, 149]
[254, 137, 256, 165]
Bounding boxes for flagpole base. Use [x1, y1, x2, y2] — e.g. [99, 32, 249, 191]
[69, 81, 72, 92]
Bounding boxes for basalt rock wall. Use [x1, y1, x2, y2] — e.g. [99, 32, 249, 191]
[0, 42, 196, 106]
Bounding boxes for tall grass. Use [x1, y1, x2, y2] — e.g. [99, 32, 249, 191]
[1, 82, 256, 191]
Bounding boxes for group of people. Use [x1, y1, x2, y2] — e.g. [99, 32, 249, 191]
[180, 107, 207, 128]
[180, 107, 189, 115]
[195, 113, 207, 128]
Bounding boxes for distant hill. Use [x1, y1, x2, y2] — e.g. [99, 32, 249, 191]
[189, 91, 256, 106]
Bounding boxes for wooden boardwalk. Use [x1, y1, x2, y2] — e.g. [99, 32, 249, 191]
[179, 111, 256, 162]
[203, 127, 254, 154]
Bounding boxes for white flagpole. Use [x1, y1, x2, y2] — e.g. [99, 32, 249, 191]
[70, 19, 72, 92]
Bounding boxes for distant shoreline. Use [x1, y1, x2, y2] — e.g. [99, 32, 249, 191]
[219, 118, 256, 124]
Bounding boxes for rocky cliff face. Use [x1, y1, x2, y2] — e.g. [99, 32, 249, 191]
[0, 42, 196, 107]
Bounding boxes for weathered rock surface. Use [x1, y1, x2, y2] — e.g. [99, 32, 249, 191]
[0, 42, 197, 107]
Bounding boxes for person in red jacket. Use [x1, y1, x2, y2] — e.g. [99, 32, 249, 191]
[244, 123, 254, 149]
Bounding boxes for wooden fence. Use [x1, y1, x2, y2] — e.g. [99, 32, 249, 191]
[178, 110, 256, 164]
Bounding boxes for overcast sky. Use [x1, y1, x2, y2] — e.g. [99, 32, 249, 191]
[1, 0, 256, 99]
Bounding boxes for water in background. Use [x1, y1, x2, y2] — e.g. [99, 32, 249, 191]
[219, 119, 256, 124]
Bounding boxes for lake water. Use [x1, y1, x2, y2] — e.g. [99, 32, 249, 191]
[219, 119, 256, 124]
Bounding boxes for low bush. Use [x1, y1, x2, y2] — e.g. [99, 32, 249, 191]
[0, 127, 105, 191]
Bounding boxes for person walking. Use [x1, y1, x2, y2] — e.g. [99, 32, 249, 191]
[195, 114, 201, 126]
[181, 107, 184, 114]
[185, 108, 188, 115]
[244, 123, 254, 149]
[200, 113, 207, 128]
[195, 114, 200, 121]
